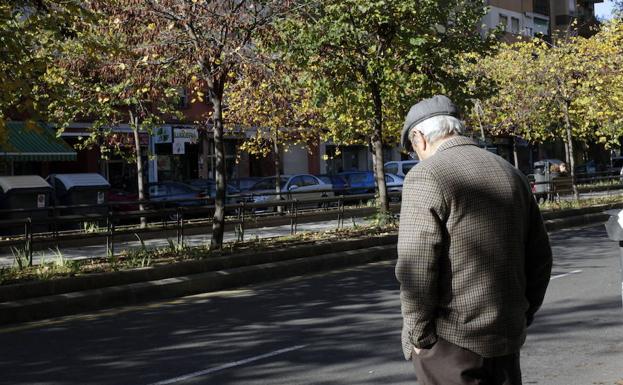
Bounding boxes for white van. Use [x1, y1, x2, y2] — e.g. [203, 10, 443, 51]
[384, 160, 419, 177]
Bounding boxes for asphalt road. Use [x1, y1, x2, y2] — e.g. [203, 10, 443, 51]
[0, 225, 622, 385]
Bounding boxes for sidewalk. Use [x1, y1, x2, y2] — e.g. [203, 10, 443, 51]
[0, 216, 371, 267]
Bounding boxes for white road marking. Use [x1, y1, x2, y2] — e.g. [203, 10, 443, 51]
[148, 344, 308, 385]
[550, 269, 582, 280]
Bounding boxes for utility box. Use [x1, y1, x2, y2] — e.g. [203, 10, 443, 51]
[533, 159, 563, 201]
[0, 175, 53, 234]
[604, 209, 623, 308]
[47, 173, 110, 221]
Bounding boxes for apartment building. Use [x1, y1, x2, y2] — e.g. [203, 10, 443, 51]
[483, 0, 551, 39]
[550, 0, 603, 35]
[482, 0, 602, 39]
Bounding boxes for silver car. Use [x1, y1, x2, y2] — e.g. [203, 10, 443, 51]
[384, 160, 419, 177]
[384, 173, 404, 202]
[249, 174, 334, 211]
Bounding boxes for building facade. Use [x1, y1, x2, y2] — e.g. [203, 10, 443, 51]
[482, 0, 603, 39]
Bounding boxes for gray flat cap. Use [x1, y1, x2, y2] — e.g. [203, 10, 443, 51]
[401, 95, 459, 151]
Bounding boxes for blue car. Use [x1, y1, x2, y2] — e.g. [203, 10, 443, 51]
[316, 174, 350, 196]
[338, 171, 375, 195]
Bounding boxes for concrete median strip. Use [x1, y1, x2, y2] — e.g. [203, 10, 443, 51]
[0, 204, 618, 325]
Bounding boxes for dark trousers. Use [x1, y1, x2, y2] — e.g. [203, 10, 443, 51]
[412, 338, 522, 385]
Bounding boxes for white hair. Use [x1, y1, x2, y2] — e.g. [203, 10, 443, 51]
[412, 115, 464, 145]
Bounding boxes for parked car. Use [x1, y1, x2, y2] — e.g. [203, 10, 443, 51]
[107, 189, 139, 212]
[574, 160, 597, 176]
[338, 171, 375, 195]
[316, 174, 350, 196]
[146, 181, 207, 208]
[385, 173, 404, 192]
[229, 177, 263, 192]
[384, 160, 419, 177]
[249, 174, 334, 211]
[385, 173, 404, 202]
[186, 179, 244, 205]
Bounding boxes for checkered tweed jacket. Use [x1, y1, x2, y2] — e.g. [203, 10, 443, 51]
[396, 136, 552, 360]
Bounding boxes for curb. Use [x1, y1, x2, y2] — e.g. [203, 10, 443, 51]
[0, 235, 397, 302]
[0, 207, 614, 325]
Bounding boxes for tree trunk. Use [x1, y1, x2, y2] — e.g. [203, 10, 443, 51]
[210, 97, 226, 249]
[130, 111, 146, 228]
[563, 137, 571, 165]
[561, 100, 579, 200]
[272, 128, 283, 213]
[474, 101, 487, 146]
[512, 136, 519, 169]
[370, 83, 388, 214]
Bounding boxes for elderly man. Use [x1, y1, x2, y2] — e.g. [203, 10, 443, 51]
[396, 95, 552, 385]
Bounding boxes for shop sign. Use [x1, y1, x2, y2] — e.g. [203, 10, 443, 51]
[173, 141, 186, 155]
[173, 128, 198, 144]
[153, 126, 173, 144]
[97, 191, 105, 205]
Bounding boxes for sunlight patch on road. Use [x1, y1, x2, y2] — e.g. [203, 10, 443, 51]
[550, 269, 583, 280]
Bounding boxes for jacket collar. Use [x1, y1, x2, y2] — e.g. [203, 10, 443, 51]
[435, 136, 478, 154]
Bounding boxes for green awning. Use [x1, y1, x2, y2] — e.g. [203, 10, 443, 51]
[0, 121, 77, 162]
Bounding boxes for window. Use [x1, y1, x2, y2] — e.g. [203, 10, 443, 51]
[289, 176, 304, 188]
[252, 178, 274, 190]
[402, 161, 418, 175]
[511, 17, 520, 34]
[177, 88, 189, 109]
[384, 163, 399, 175]
[384, 175, 394, 183]
[498, 14, 508, 31]
[149, 185, 168, 197]
[303, 176, 319, 186]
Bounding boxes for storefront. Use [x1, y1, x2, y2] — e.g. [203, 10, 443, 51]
[0, 121, 77, 176]
[152, 126, 200, 182]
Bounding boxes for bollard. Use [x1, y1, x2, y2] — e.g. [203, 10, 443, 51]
[604, 209, 623, 308]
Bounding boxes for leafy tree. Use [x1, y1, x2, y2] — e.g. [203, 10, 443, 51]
[225, 60, 322, 200]
[466, 22, 623, 199]
[276, 0, 495, 214]
[462, 43, 554, 167]
[110, 0, 296, 248]
[0, 1, 93, 142]
[574, 18, 623, 152]
[51, 2, 181, 225]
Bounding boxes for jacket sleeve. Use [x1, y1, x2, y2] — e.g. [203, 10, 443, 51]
[395, 167, 447, 349]
[524, 195, 553, 326]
